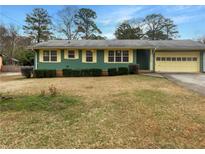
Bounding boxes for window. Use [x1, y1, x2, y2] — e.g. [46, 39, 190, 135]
[182, 57, 186, 61]
[86, 50, 93, 62]
[177, 57, 181, 61]
[123, 50, 129, 62]
[108, 50, 114, 62]
[193, 57, 197, 61]
[115, 50, 122, 62]
[68, 50, 75, 58]
[187, 57, 192, 61]
[167, 57, 171, 61]
[172, 57, 176, 61]
[51, 50, 57, 61]
[156, 57, 161, 61]
[161, 57, 166, 61]
[43, 50, 57, 62]
[108, 50, 130, 62]
[43, 50, 49, 61]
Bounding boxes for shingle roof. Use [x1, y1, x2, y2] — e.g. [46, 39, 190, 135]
[32, 39, 205, 50]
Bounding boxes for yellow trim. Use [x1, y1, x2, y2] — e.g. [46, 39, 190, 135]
[39, 49, 61, 63]
[104, 50, 108, 63]
[39, 50, 43, 62]
[64, 49, 79, 59]
[57, 49, 61, 62]
[155, 51, 200, 72]
[104, 49, 133, 63]
[82, 49, 97, 63]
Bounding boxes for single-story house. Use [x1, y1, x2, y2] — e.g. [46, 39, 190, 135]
[32, 39, 205, 74]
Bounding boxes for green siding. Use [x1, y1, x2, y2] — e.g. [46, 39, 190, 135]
[36, 49, 139, 71]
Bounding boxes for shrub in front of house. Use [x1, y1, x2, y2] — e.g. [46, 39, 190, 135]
[89, 69, 102, 76]
[81, 69, 91, 76]
[34, 70, 56, 78]
[34, 70, 45, 78]
[71, 70, 81, 77]
[118, 67, 129, 75]
[21, 66, 33, 78]
[63, 69, 72, 77]
[129, 64, 139, 74]
[108, 68, 118, 76]
[45, 70, 56, 77]
[63, 69, 102, 77]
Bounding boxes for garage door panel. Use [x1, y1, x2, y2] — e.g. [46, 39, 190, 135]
[155, 51, 200, 72]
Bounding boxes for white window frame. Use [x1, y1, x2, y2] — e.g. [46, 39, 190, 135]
[68, 50, 75, 59]
[86, 50, 93, 62]
[43, 50, 57, 62]
[108, 50, 129, 63]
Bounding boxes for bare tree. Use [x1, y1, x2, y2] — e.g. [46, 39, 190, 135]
[7, 24, 19, 58]
[56, 6, 79, 40]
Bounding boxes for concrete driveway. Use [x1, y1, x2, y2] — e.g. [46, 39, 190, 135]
[163, 73, 205, 95]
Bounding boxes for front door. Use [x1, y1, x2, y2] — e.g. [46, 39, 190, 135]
[136, 50, 150, 70]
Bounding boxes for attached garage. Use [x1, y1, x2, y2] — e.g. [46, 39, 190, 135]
[155, 51, 200, 73]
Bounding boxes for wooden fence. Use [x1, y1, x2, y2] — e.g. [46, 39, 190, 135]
[1, 65, 21, 72]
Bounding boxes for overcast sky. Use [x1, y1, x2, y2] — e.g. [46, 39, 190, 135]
[0, 5, 205, 40]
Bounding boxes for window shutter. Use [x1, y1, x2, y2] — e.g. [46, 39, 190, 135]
[129, 50, 133, 63]
[57, 50, 61, 62]
[75, 50, 79, 59]
[104, 50, 108, 63]
[39, 50, 43, 62]
[82, 50, 86, 63]
[92, 50, 97, 63]
[64, 50, 68, 59]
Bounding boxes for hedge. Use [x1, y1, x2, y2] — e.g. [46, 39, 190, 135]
[129, 64, 139, 74]
[63, 68, 102, 77]
[89, 69, 102, 76]
[108, 68, 118, 76]
[34, 70, 56, 78]
[21, 66, 33, 78]
[118, 67, 129, 75]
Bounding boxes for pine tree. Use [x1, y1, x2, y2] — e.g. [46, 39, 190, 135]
[23, 8, 52, 43]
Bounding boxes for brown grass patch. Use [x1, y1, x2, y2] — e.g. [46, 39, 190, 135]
[0, 75, 205, 148]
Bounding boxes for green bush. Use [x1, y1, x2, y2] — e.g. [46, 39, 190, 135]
[63, 69, 81, 77]
[63, 68, 102, 77]
[129, 64, 139, 74]
[90, 69, 102, 76]
[71, 70, 81, 77]
[34, 70, 56, 78]
[118, 67, 129, 75]
[108, 68, 118, 76]
[63, 69, 72, 77]
[34, 70, 45, 78]
[21, 66, 33, 78]
[81, 69, 91, 76]
[45, 70, 56, 77]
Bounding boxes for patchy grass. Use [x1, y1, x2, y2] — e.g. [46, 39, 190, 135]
[0, 95, 78, 112]
[0, 75, 205, 148]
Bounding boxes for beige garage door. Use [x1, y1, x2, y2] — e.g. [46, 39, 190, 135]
[155, 51, 200, 72]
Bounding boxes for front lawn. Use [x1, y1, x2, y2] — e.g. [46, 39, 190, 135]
[0, 75, 204, 148]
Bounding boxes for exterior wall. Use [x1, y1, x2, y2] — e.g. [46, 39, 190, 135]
[36, 49, 138, 71]
[155, 51, 200, 72]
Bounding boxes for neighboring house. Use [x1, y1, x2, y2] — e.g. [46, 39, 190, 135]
[32, 39, 205, 73]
